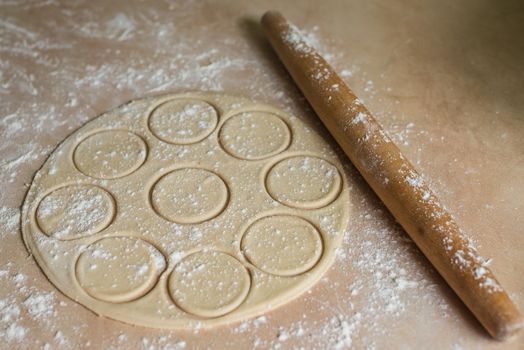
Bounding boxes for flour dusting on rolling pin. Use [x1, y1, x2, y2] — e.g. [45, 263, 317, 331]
[261, 10, 523, 341]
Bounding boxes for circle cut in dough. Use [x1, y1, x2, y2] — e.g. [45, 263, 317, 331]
[36, 184, 115, 240]
[75, 236, 166, 303]
[151, 168, 229, 224]
[149, 99, 218, 144]
[168, 251, 251, 318]
[73, 130, 147, 179]
[266, 155, 342, 209]
[241, 215, 323, 276]
[219, 111, 291, 160]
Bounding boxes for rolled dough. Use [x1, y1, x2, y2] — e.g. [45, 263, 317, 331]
[21, 92, 350, 329]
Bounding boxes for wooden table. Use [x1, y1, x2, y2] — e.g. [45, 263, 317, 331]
[1, 0, 522, 348]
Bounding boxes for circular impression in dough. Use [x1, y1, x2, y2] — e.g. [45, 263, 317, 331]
[241, 215, 323, 277]
[21, 92, 350, 329]
[168, 250, 251, 318]
[219, 111, 291, 160]
[73, 130, 148, 179]
[151, 168, 229, 224]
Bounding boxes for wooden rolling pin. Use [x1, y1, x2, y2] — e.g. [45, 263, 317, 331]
[261, 10, 522, 340]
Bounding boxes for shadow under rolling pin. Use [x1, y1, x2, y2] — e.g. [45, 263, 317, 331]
[261, 10, 522, 341]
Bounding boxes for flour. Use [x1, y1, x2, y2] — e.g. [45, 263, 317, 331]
[0, 206, 20, 236]
[328, 313, 362, 349]
[0, 283, 27, 344]
[0, 259, 78, 348]
[140, 336, 187, 350]
[3, 323, 27, 343]
[23, 292, 55, 320]
[106, 13, 135, 41]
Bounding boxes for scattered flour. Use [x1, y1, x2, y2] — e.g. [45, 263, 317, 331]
[23, 292, 56, 320]
[0, 298, 26, 343]
[0, 207, 20, 236]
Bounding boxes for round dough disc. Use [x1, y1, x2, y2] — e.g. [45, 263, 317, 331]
[241, 215, 323, 276]
[151, 168, 229, 224]
[266, 155, 342, 209]
[76, 236, 166, 303]
[21, 92, 350, 329]
[148, 99, 218, 145]
[219, 111, 291, 160]
[36, 184, 115, 240]
[168, 251, 251, 318]
[73, 130, 147, 179]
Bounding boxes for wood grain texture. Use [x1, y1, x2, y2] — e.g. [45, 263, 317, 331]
[261, 10, 523, 340]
